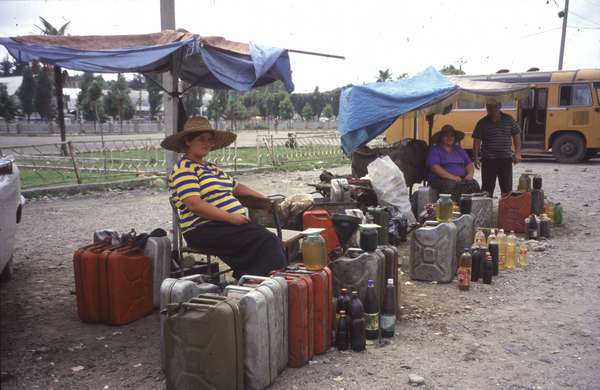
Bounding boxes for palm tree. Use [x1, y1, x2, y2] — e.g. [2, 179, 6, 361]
[376, 69, 393, 83]
[36, 17, 70, 155]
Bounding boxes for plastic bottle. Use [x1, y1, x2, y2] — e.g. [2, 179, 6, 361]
[487, 231, 499, 276]
[540, 214, 551, 238]
[336, 310, 349, 350]
[473, 228, 486, 247]
[506, 231, 517, 269]
[364, 279, 380, 340]
[517, 173, 532, 192]
[497, 229, 507, 271]
[457, 248, 472, 291]
[553, 203, 563, 225]
[518, 239, 528, 267]
[436, 194, 453, 222]
[349, 291, 366, 352]
[380, 279, 396, 338]
[482, 251, 493, 284]
[526, 214, 540, 240]
[302, 230, 327, 271]
[470, 244, 483, 282]
[337, 288, 351, 328]
[545, 200, 555, 222]
[531, 188, 545, 215]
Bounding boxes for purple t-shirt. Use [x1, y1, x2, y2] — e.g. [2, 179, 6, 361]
[426, 144, 472, 181]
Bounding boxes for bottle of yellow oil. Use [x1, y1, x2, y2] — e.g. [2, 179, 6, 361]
[506, 231, 517, 270]
[497, 229, 507, 271]
[518, 239, 528, 267]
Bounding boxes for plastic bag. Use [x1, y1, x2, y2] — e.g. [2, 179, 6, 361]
[366, 156, 416, 223]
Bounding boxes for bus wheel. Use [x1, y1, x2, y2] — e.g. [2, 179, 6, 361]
[552, 133, 586, 163]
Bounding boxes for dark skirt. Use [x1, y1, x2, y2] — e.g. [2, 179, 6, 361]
[430, 178, 481, 202]
[183, 221, 288, 280]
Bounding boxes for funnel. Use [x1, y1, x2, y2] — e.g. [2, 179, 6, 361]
[331, 213, 362, 250]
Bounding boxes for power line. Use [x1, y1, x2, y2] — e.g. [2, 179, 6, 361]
[521, 26, 562, 37]
[569, 10, 600, 26]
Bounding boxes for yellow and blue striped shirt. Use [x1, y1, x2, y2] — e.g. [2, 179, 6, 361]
[168, 158, 246, 231]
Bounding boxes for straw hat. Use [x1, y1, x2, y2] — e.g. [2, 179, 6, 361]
[160, 116, 236, 153]
[431, 124, 465, 145]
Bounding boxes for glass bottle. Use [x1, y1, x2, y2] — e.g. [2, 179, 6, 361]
[518, 239, 528, 267]
[506, 231, 517, 269]
[532, 175, 543, 190]
[526, 214, 540, 240]
[540, 213, 551, 238]
[470, 244, 483, 282]
[545, 200, 555, 222]
[459, 194, 472, 215]
[436, 194, 453, 222]
[497, 229, 507, 271]
[517, 172, 531, 192]
[380, 279, 396, 338]
[349, 291, 366, 352]
[553, 203, 563, 225]
[363, 279, 380, 340]
[457, 248, 472, 291]
[302, 230, 327, 271]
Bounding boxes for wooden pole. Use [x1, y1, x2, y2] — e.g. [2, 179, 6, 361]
[67, 141, 82, 184]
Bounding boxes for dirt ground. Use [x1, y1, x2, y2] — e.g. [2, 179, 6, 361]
[1, 161, 599, 390]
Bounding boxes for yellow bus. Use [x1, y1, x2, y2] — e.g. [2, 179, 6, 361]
[385, 68, 600, 162]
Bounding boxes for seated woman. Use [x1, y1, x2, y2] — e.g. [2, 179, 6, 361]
[161, 117, 287, 279]
[426, 125, 480, 201]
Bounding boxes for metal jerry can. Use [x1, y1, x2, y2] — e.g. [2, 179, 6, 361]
[467, 193, 494, 228]
[410, 221, 457, 283]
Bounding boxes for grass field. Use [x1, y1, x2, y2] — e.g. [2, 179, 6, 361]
[18, 145, 348, 189]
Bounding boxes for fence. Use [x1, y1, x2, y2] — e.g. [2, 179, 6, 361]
[1, 130, 360, 190]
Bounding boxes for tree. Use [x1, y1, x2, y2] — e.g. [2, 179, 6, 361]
[0, 84, 18, 121]
[34, 66, 54, 120]
[396, 72, 408, 80]
[207, 90, 228, 125]
[103, 74, 134, 123]
[376, 69, 393, 82]
[77, 72, 105, 122]
[310, 86, 325, 118]
[222, 92, 248, 131]
[321, 103, 334, 119]
[17, 65, 36, 120]
[36, 16, 70, 154]
[278, 95, 294, 120]
[1, 56, 13, 76]
[145, 75, 163, 119]
[301, 102, 313, 120]
[439, 65, 465, 75]
[183, 84, 205, 116]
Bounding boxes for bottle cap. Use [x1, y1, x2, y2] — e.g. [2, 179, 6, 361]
[351, 291, 359, 296]
[387, 278, 394, 285]
[339, 310, 346, 315]
[340, 288, 348, 294]
[464, 247, 470, 252]
[367, 279, 374, 287]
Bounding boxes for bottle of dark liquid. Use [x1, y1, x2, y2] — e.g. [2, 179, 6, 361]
[470, 245, 482, 282]
[380, 278, 396, 338]
[338, 288, 351, 314]
[488, 234, 499, 276]
[336, 310, 349, 350]
[457, 248, 472, 291]
[363, 279, 380, 340]
[531, 189, 545, 215]
[540, 213, 551, 238]
[526, 214, 540, 240]
[482, 251, 493, 284]
[532, 175, 543, 190]
[349, 291, 366, 351]
[459, 194, 472, 215]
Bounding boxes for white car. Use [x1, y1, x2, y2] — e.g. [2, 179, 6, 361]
[0, 158, 25, 282]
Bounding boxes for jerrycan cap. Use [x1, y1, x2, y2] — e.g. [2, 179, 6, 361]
[358, 223, 381, 231]
[301, 228, 325, 236]
[439, 193, 452, 199]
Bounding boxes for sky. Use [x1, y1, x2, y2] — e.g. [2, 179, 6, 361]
[0, 0, 599, 93]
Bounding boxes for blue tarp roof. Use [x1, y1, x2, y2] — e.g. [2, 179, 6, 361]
[337, 67, 457, 154]
[0, 31, 294, 92]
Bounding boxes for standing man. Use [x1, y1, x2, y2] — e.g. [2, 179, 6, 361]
[472, 101, 522, 197]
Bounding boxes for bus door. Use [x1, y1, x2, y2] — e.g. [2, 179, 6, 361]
[521, 88, 547, 148]
[593, 82, 600, 146]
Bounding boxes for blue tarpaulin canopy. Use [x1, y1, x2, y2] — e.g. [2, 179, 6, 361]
[0, 29, 294, 92]
[337, 67, 529, 154]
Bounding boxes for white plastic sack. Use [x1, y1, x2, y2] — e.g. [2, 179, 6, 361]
[366, 156, 416, 223]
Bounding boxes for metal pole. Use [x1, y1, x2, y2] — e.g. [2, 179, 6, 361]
[558, 0, 569, 70]
[161, 0, 180, 257]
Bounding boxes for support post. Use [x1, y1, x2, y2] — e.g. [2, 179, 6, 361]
[67, 141, 82, 184]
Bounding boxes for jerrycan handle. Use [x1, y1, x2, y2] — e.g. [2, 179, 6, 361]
[181, 302, 218, 312]
[224, 285, 254, 296]
[237, 275, 270, 285]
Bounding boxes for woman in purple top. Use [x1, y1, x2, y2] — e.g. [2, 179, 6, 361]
[426, 125, 480, 201]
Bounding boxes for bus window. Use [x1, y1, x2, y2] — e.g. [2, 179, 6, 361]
[456, 100, 484, 109]
[536, 89, 548, 109]
[502, 100, 515, 109]
[594, 82, 600, 104]
[560, 84, 592, 106]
